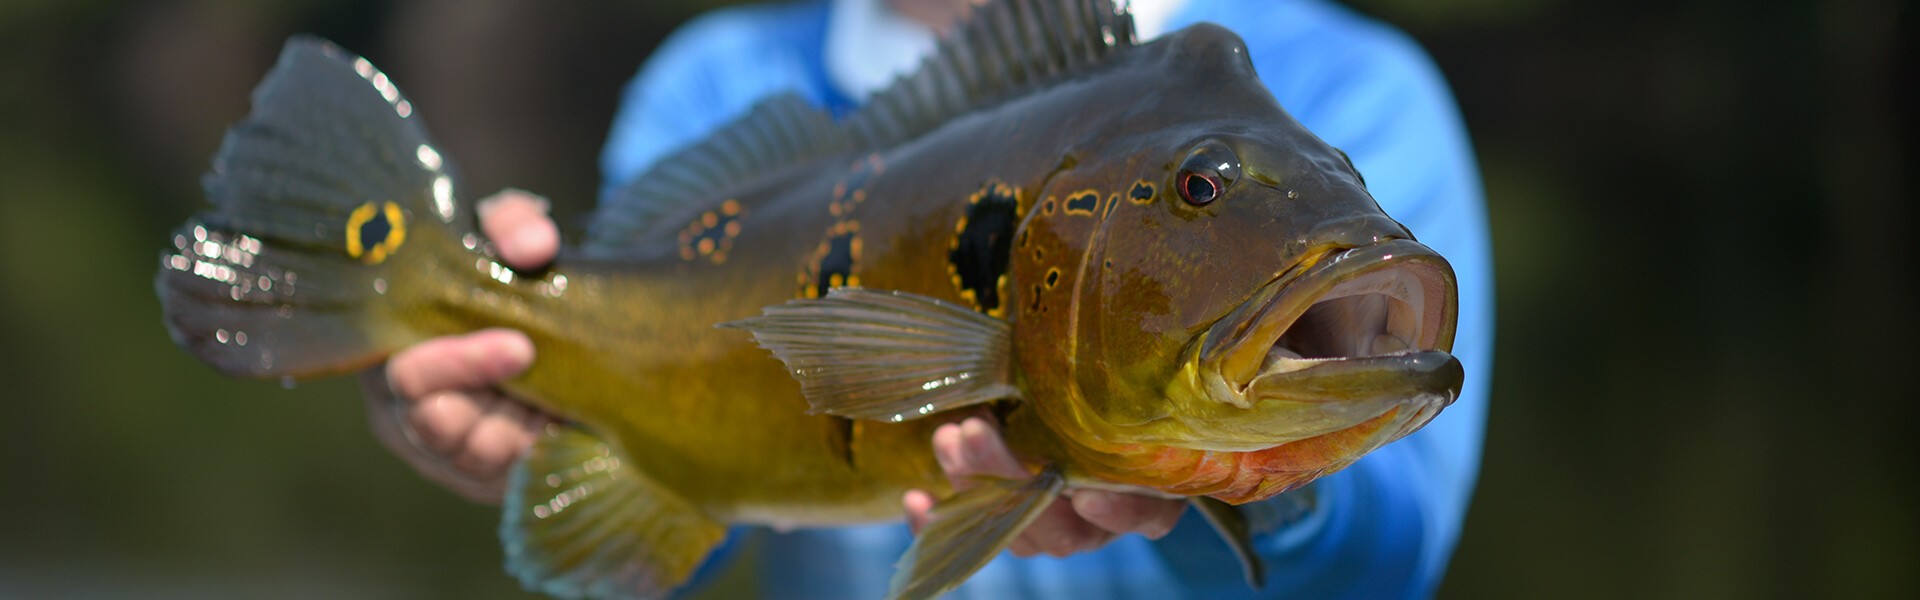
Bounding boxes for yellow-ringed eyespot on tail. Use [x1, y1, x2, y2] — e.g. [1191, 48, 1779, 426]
[345, 201, 406, 264]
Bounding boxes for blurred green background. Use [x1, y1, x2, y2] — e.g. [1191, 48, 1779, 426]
[1, 0, 1913, 597]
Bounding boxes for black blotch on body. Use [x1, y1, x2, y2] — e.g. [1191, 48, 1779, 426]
[1129, 181, 1156, 204]
[951, 185, 1019, 313]
[832, 417, 856, 467]
[815, 230, 856, 297]
[1065, 192, 1099, 215]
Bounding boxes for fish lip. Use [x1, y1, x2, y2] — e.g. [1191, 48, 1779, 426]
[1200, 238, 1458, 408]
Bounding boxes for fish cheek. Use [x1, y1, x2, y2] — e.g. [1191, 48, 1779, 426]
[1072, 213, 1188, 427]
[1007, 220, 1077, 424]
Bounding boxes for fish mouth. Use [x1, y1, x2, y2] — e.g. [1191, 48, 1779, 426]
[1196, 239, 1461, 443]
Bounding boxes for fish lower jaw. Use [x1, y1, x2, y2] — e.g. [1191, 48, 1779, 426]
[1215, 240, 1455, 401]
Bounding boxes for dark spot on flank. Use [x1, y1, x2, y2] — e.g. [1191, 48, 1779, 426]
[1045, 268, 1061, 289]
[677, 199, 746, 264]
[814, 229, 857, 297]
[832, 417, 855, 467]
[1065, 192, 1099, 215]
[951, 184, 1019, 314]
[1105, 194, 1119, 217]
[1129, 181, 1156, 204]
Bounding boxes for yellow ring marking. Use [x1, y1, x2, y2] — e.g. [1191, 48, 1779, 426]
[345, 201, 406, 265]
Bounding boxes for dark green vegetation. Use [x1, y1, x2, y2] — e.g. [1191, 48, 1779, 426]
[0, 0, 1912, 598]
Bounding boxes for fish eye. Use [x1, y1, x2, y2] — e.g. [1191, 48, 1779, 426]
[1176, 141, 1240, 207]
[1180, 172, 1221, 205]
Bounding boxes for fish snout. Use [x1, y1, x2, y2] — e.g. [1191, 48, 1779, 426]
[1183, 239, 1460, 447]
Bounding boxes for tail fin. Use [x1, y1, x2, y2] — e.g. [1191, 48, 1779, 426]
[157, 36, 472, 379]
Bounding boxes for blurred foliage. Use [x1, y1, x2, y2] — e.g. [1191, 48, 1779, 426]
[1, 0, 1914, 598]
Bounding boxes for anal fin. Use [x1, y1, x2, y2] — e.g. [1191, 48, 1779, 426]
[502, 424, 728, 600]
[887, 467, 1065, 600]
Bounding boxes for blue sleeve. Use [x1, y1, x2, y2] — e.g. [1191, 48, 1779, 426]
[598, 1, 838, 200]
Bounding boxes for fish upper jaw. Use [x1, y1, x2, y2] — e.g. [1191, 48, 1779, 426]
[1178, 239, 1462, 449]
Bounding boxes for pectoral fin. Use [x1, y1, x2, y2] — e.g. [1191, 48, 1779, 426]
[888, 467, 1065, 600]
[501, 424, 728, 600]
[1191, 496, 1266, 589]
[721, 287, 1018, 422]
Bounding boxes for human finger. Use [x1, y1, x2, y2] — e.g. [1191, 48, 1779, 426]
[1070, 490, 1185, 540]
[938, 418, 1116, 557]
[1012, 495, 1115, 557]
[903, 489, 937, 534]
[456, 396, 542, 477]
[386, 328, 535, 399]
[476, 188, 559, 270]
[408, 391, 487, 453]
[360, 369, 508, 504]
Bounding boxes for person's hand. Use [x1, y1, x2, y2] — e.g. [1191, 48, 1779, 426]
[361, 189, 560, 504]
[902, 416, 1187, 557]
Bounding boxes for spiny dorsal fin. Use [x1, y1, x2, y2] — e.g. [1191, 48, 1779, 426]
[585, 1, 1136, 251]
[845, 0, 1137, 148]
[585, 93, 850, 250]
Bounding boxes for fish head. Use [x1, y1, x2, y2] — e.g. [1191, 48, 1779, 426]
[1027, 23, 1462, 497]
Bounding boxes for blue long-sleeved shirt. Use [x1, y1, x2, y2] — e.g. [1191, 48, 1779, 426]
[600, 1, 1493, 597]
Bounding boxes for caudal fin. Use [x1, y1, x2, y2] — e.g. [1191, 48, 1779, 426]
[157, 36, 473, 379]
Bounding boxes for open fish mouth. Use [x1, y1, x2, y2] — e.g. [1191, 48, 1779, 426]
[1200, 239, 1461, 441]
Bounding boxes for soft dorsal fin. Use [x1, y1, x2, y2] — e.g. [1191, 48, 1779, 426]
[845, 0, 1136, 149]
[586, 0, 1137, 250]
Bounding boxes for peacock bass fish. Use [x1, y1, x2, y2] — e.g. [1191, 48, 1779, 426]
[155, 0, 1462, 598]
